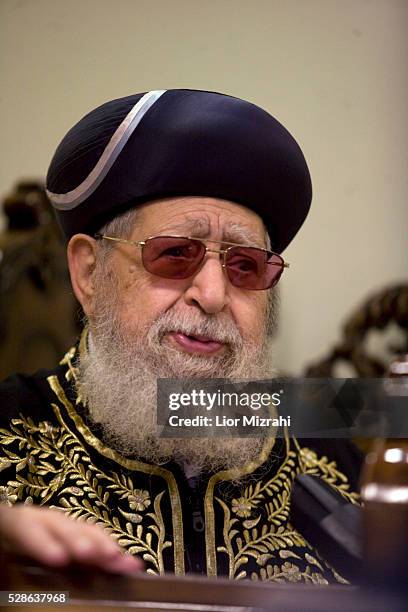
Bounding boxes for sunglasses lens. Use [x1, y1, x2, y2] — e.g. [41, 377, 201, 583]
[226, 247, 284, 290]
[142, 237, 205, 279]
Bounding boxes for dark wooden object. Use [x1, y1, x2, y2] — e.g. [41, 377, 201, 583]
[305, 285, 408, 378]
[0, 555, 406, 612]
[0, 181, 80, 379]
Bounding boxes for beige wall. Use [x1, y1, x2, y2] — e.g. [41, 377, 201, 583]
[1, 0, 407, 374]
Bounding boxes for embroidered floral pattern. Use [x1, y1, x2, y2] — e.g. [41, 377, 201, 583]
[231, 496, 253, 518]
[0, 340, 358, 583]
[129, 490, 151, 511]
[297, 444, 359, 505]
[0, 485, 17, 506]
[215, 437, 355, 582]
[281, 561, 302, 582]
[0, 414, 172, 575]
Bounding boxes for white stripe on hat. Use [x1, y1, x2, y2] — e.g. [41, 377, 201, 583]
[47, 90, 167, 210]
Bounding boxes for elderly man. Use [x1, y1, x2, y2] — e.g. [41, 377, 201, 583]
[0, 90, 359, 582]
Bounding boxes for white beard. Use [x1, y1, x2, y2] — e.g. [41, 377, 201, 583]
[76, 289, 278, 473]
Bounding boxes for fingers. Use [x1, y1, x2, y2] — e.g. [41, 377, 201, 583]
[0, 505, 69, 566]
[0, 504, 143, 574]
[46, 511, 143, 574]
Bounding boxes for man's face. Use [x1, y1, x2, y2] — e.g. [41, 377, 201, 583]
[100, 196, 269, 360]
[74, 197, 276, 467]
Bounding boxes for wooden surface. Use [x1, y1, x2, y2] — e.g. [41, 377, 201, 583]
[0, 555, 406, 612]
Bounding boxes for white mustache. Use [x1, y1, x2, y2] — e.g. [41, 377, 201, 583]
[151, 311, 243, 348]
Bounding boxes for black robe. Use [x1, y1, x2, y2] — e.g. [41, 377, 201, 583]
[0, 337, 361, 583]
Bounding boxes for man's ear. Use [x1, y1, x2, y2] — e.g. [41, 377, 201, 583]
[67, 234, 99, 316]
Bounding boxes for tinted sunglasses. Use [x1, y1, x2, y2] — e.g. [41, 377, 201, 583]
[94, 234, 289, 290]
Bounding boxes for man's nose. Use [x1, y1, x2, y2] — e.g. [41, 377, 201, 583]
[183, 255, 230, 314]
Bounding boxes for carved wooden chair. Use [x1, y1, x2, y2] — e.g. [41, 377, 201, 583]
[304, 284, 408, 378]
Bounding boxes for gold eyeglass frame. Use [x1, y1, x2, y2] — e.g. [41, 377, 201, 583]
[94, 233, 289, 288]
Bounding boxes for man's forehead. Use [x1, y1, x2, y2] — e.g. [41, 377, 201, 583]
[136, 198, 266, 245]
[165, 217, 264, 245]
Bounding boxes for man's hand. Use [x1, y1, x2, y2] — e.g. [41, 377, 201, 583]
[0, 504, 143, 574]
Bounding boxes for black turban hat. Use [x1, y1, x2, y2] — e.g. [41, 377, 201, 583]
[46, 89, 312, 253]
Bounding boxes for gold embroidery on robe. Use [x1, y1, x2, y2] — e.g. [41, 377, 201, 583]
[0, 410, 172, 575]
[207, 434, 357, 582]
[0, 338, 359, 582]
